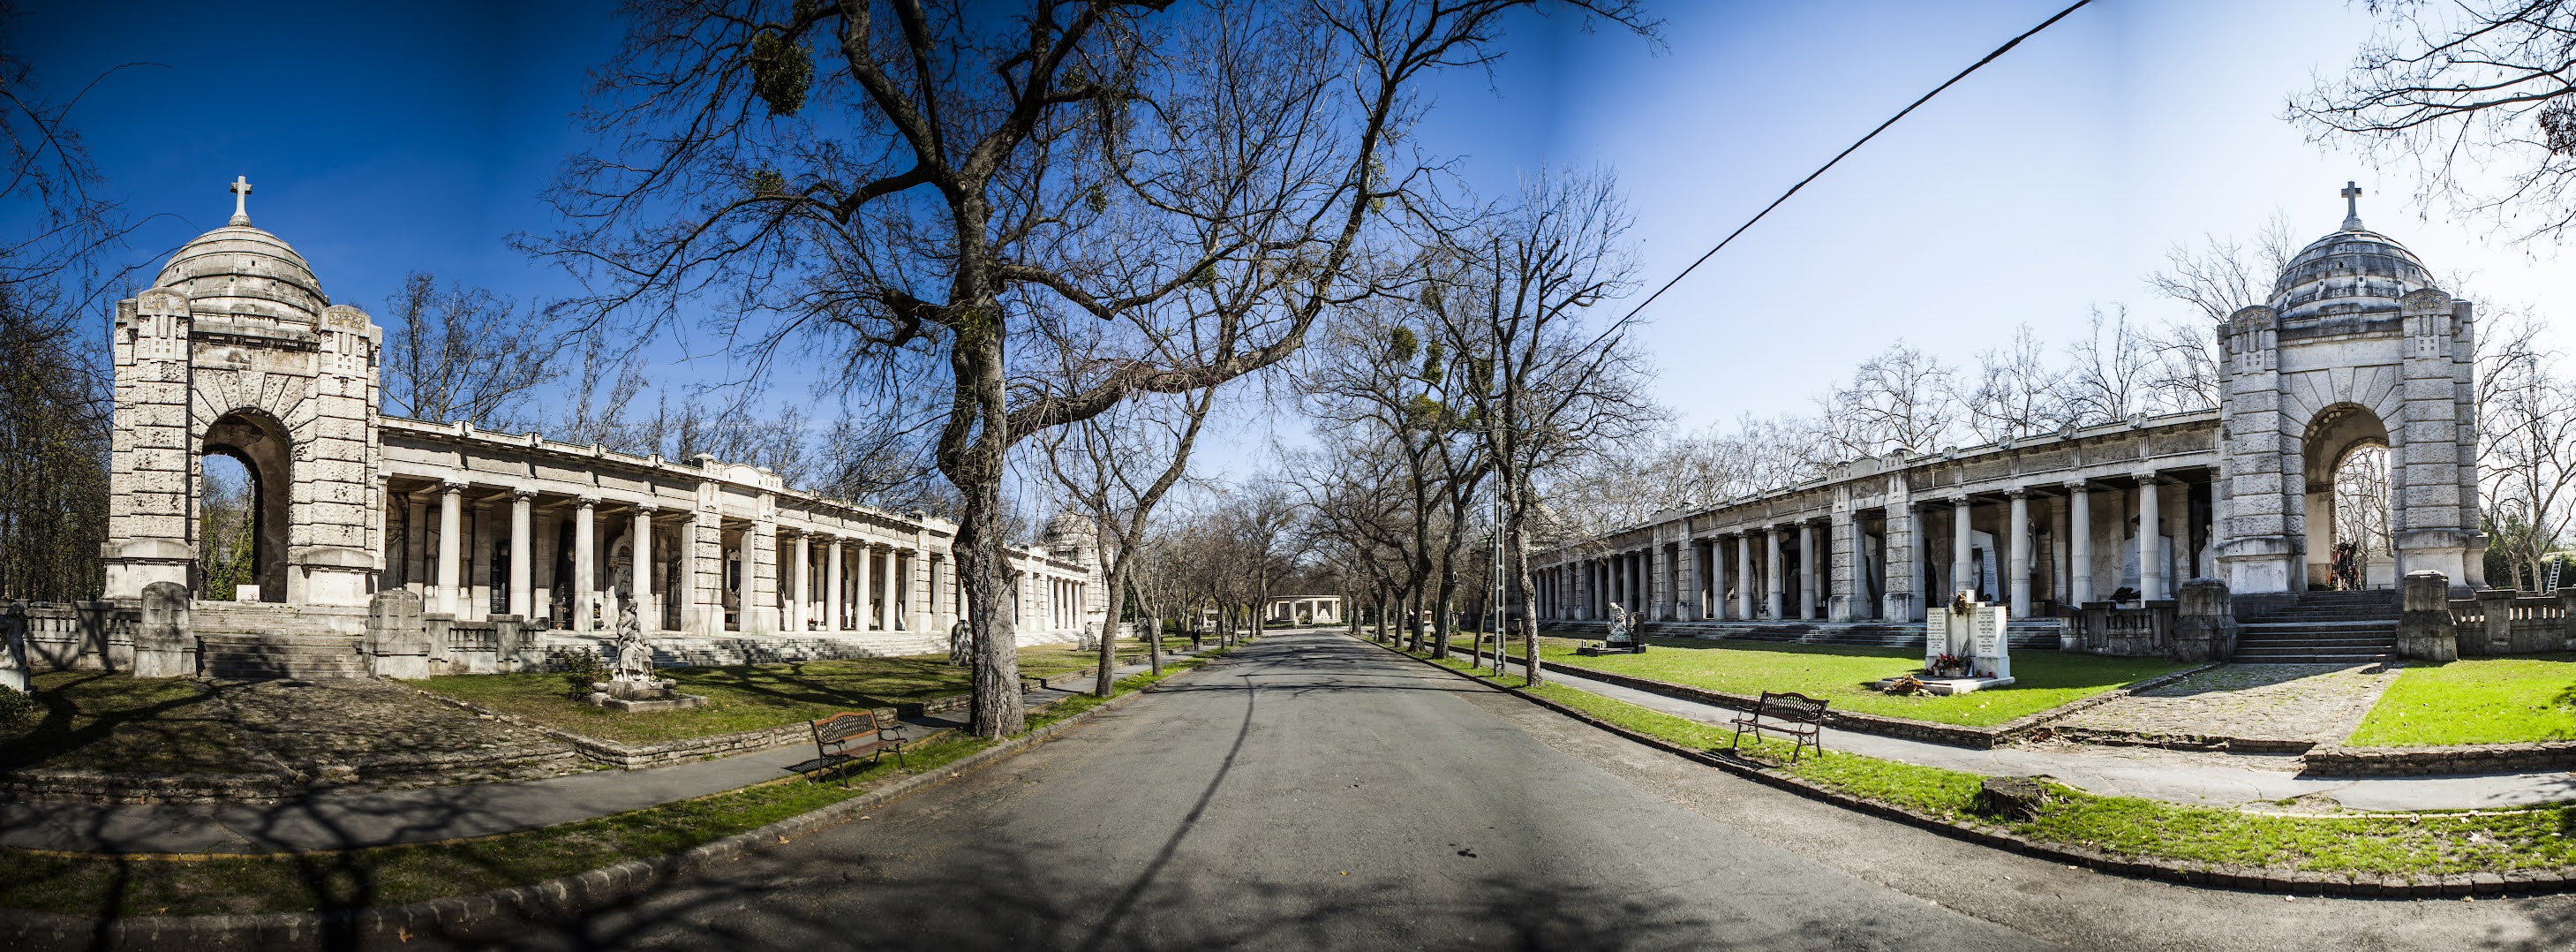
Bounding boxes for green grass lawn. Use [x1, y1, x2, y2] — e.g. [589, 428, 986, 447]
[0, 654, 1224, 917]
[0, 671, 254, 774]
[416, 640, 1172, 744]
[1400, 646, 2576, 879]
[1479, 634, 2187, 727]
[2348, 654, 2576, 746]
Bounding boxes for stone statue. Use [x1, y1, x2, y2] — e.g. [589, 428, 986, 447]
[613, 598, 652, 682]
[1606, 601, 1633, 644]
[948, 618, 972, 668]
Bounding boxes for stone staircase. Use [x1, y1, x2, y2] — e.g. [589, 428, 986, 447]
[2231, 589, 2399, 665]
[191, 602, 371, 680]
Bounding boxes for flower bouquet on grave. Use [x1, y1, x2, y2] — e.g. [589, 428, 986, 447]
[1928, 653, 1965, 678]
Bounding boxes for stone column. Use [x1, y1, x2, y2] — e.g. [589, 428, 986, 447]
[851, 540, 874, 631]
[1884, 502, 1917, 623]
[634, 503, 658, 630]
[437, 480, 464, 616]
[748, 500, 779, 635]
[1648, 544, 1669, 621]
[509, 489, 534, 620]
[1797, 522, 1818, 620]
[686, 502, 719, 635]
[1736, 536, 1755, 620]
[824, 538, 844, 634]
[2138, 472, 2164, 601]
[2068, 482, 2093, 605]
[2050, 493, 2072, 609]
[1765, 528, 1785, 619]
[574, 495, 599, 632]
[1829, 510, 1858, 622]
[879, 546, 900, 631]
[406, 493, 432, 596]
[1905, 502, 1928, 621]
[1951, 497, 1973, 600]
[2007, 489, 2032, 616]
[790, 530, 811, 633]
[1707, 540, 1729, 621]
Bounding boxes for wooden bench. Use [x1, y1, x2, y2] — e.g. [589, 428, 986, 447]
[1728, 691, 1827, 762]
[796, 709, 908, 782]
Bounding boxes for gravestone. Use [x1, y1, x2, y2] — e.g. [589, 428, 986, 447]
[1882, 591, 2012, 695]
[131, 581, 196, 677]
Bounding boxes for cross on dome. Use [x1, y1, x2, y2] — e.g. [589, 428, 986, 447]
[2340, 180, 2363, 231]
[229, 176, 253, 226]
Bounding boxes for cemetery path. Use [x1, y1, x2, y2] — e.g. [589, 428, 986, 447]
[1482, 656, 2576, 811]
[0, 653, 1196, 855]
[403, 629, 2576, 952]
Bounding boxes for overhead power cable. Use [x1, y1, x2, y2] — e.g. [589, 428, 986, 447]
[1599, 0, 2094, 337]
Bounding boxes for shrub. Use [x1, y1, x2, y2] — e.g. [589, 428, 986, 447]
[552, 648, 609, 696]
[0, 684, 35, 732]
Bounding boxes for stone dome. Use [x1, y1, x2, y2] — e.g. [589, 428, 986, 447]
[2266, 225, 2434, 321]
[154, 221, 328, 321]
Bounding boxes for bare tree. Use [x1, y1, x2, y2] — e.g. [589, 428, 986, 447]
[381, 273, 568, 430]
[1422, 169, 1651, 684]
[2294, 1, 2576, 242]
[539, 0, 1648, 738]
[1823, 341, 1959, 457]
[2064, 305, 2152, 425]
[0, 5, 141, 602]
[1955, 324, 2069, 443]
[1035, 382, 1216, 695]
[2475, 311, 2576, 589]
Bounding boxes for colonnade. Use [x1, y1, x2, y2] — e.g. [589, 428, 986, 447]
[1534, 469, 2198, 625]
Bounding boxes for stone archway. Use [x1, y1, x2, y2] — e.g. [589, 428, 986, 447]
[200, 410, 294, 603]
[2301, 403, 2391, 590]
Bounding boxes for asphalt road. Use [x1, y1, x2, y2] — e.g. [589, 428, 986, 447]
[433, 631, 2576, 951]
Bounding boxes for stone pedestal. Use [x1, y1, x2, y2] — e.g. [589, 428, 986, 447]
[2169, 578, 2236, 663]
[130, 581, 195, 677]
[2396, 570, 2459, 662]
[584, 677, 708, 713]
[2476, 588, 2518, 656]
[365, 590, 430, 679]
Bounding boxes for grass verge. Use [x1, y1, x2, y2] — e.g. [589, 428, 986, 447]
[1395, 643, 2576, 880]
[413, 640, 1168, 744]
[0, 652, 1227, 918]
[2349, 654, 2576, 746]
[1463, 633, 2184, 727]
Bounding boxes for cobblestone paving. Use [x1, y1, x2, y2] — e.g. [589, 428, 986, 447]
[2049, 663, 2397, 744]
[214, 678, 582, 785]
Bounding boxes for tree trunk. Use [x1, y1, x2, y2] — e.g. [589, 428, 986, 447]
[942, 306, 1025, 740]
[1509, 489, 1545, 687]
[1093, 563, 1130, 697]
[1430, 578, 1455, 660]
[1148, 600, 1164, 675]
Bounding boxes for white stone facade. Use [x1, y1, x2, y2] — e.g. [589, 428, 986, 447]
[97, 187, 1103, 668]
[1536, 199, 2487, 619]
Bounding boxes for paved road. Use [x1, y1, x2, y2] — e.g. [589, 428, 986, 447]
[425, 631, 2576, 951]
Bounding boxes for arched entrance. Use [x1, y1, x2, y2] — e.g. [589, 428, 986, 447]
[200, 411, 292, 602]
[2302, 404, 2391, 590]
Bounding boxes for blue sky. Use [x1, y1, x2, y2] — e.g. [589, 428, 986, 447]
[19, 0, 2568, 461]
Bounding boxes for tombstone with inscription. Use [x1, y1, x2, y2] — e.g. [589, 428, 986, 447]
[1879, 590, 2014, 695]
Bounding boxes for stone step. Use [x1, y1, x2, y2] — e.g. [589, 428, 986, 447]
[198, 633, 368, 681]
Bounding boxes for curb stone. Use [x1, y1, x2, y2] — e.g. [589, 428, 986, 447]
[1362, 634, 2576, 900]
[0, 650, 1240, 948]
